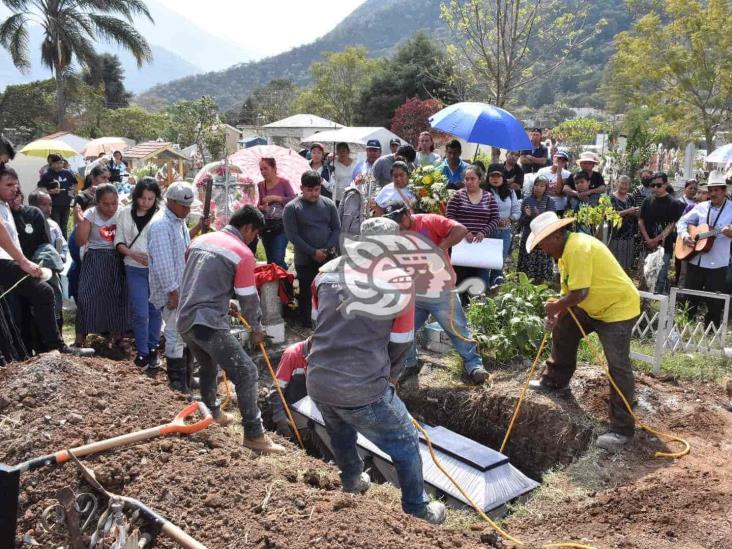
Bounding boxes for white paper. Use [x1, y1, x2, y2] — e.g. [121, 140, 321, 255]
[451, 239, 504, 270]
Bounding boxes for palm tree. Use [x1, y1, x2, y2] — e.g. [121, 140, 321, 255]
[0, 0, 153, 127]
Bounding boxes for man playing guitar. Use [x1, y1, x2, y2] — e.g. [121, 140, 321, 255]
[676, 171, 732, 327]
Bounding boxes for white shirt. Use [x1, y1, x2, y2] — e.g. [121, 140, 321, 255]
[677, 199, 732, 270]
[536, 166, 571, 210]
[416, 151, 441, 167]
[0, 200, 20, 261]
[332, 160, 355, 203]
[375, 184, 416, 208]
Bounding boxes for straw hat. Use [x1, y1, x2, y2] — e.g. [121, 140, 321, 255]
[525, 212, 575, 253]
[706, 170, 729, 188]
[577, 151, 600, 164]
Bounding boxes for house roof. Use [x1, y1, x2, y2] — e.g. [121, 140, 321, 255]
[124, 141, 188, 161]
[263, 114, 343, 129]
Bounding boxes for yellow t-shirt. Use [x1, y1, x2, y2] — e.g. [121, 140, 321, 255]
[559, 232, 640, 323]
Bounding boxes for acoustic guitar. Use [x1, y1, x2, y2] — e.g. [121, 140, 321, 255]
[674, 223, 732, 261]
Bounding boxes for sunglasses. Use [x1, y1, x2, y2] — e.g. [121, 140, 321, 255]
[651, 183, 665, 188]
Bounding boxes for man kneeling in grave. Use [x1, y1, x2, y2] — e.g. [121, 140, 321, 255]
[307, 217, 447, 524]
[525, 212, 641, 452]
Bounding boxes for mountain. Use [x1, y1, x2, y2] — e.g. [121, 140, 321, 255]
[136, 0, 447, 111]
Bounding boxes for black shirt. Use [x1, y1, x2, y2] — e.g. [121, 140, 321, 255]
[639, 194, 685, 253]
[38, 169, 76, 208]
[503, 163, 525, 198]
[566, 171, 605, 191]
[519, 145, 550, 173]
[12, 206, 51, 258]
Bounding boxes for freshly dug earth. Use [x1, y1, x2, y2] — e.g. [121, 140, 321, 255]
[401, 353, 732, 548]
[0, 355, 481, 548]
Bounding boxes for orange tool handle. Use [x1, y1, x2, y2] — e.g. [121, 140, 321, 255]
[55, 402, 213, 464]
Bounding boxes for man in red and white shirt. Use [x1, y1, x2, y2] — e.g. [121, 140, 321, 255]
[177, 205, 285, 455]
[383, 204, 488, 385]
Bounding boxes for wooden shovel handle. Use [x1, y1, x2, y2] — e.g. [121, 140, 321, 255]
[55, 402, 213, 464]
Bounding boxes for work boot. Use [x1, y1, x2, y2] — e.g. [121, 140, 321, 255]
[184, 348, 200, 390]
[422, 501, 447, 524]
[397, 364, 421, 384]
[166, 357, 190, 394]
[213, 412, 235, 427]
[147, 346, 161, 370]
[243, 434, 287, 455]
[528, 379, 571, 394]
[133, 354, 149, 369]
[596, 432, 632, 452]
[343, 472, 371, 495]
[468, 367, 489, 385]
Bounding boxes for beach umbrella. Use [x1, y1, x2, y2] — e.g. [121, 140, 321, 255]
[19, 139, 80, 159]
[705, 143, 732, 165]
[429, 102, 532, 151]
[229, 145, 309, 192]
[82, 137, 129, 158]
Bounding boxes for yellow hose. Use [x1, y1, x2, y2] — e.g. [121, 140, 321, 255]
[234, 313, 305, 450]
[413, 419, 596, 549]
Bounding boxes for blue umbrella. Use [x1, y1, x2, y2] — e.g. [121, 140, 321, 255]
[429, 102, 532, 151]
[705, 143, 732, 164]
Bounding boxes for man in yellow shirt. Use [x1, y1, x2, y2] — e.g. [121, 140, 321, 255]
[525, 212, 641, 451]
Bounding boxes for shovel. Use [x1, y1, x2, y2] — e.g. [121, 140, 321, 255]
[68, 451, 208, 549]
[14, 401, 213, 473]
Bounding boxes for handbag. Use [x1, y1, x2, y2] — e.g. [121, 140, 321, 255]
[262, 184, 284, 235]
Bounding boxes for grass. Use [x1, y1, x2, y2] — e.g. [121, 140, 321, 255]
[631, 341, 732, 382]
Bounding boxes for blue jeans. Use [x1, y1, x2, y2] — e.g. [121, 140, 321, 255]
[314, 385, 428, 517]
[125, 265, 162, 357]
[654, 252, 672, 294]
[487, 227, 513, 286]
[406, 290, 483, 374]
[262, 229, 288, 269]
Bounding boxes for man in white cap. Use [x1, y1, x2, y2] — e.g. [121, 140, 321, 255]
[676, 171, 732, 327]
[525, 212, 640, 451]
[147, 181, 195, 392]
[564, 151, 606, 201]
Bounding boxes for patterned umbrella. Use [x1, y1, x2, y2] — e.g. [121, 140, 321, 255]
[82, 137, 129, 158]
[229, 145, 309, 192]
[192, 160, 259, 230]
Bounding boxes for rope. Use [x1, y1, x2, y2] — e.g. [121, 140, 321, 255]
[234, 313, 305, 450]
[566, 308, 690, 459]
[413, 419, 596, 549]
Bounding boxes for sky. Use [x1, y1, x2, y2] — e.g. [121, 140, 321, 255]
[155, 0, 366, 59]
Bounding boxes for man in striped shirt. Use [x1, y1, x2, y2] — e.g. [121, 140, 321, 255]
[307, 217, 447, 524]
[177, 205, 285, 455]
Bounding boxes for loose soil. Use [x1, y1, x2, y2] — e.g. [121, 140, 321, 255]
[0, 355, 482, 548]
[1, 350, 731, 548]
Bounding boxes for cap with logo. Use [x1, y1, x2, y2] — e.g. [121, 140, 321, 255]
[366, 139, 382, 150]
[382, 202, 409, 222]
[166, 182, 195, 207]
[487, 163, 505, 176]
[554, 150, 569, 160]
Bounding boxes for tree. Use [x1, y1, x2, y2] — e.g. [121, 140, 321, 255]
[554, 117, 606, 147]
[0, 79, 56, 140]
[99, 107, 167, 142]
[605, 0, 732, 151]
[164, 96, 221, 162]
[358, 33, 459, 127]
[390, 98, 445, 146]
[296, 47, 379, 126]
[82, 53, 132, 109]
[440, 0, 604, 107]
[0, 0, 152, 127]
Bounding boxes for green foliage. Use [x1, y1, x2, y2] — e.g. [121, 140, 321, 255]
[605, 0, 732, 150]
[295, 47, 379, 126]
[131, 163, 158, 180]
[163, 96, 220, 148]
[0, 0, 153, 125]
[81, 53, 132, 109]
[467, 272, 557, 361]
[233, 79, 299, 126]
[358, 32, 458, 128]
[98, 106, 166, 142]
[605, 106, 671, 180]
[0, 79, 56, 140]
[554, 117, 607, 146]
[440, 0, 605, 107]
[574, 194, 623, 237]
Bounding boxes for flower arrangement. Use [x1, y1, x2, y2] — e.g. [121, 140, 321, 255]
[193, 162, 258, 230]
[408, 165, 454, 214]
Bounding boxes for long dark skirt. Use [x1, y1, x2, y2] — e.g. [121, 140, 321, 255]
[608, 237, 635, 272]
[517, 230, 554, 282]
[75, 248, 129, 334]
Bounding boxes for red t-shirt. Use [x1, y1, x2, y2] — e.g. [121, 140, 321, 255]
[409, 214, 457, 247]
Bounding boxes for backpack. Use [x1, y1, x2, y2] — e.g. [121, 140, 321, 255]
[338, 187, 363, 236]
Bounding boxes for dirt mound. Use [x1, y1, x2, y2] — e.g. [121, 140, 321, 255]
[0, 354, 482, 548]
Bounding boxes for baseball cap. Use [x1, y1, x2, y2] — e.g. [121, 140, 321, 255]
[382, 202, 408, 222]
[366, 139, 382, 149]
[310, 142, 325, 152]
[554, 150, 569, 160]
[361, 217, 400, 236]
[389, 138, 401, 146]
[487, 163, 505, 176]
[166, 181, 195, 207]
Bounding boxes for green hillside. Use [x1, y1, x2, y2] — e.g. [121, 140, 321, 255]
[136, 0, 632, 113]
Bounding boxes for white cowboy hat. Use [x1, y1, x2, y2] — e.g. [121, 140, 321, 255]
[706, 170, 729, 188]
[526, 211, 575, 253]
[577, 151, 600, 164]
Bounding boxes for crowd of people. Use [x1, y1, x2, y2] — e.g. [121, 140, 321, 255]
[1, 126, 731, 525]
